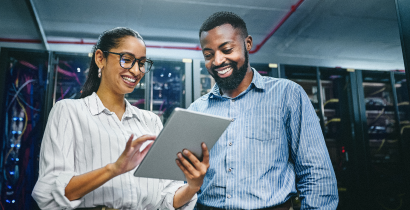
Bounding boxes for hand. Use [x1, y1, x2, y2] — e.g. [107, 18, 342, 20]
[111, 134, 156, 176]
[176, 143, 210, 192]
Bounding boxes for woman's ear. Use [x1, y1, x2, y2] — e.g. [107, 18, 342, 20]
[95, 49, 105, 69]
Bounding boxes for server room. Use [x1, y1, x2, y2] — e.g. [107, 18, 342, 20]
[1, 0, 410, 210]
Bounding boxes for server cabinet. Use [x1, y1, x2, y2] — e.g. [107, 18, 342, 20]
[150, 60, 188, 123]
[282, 65, 356, 210]
[359, 70, 409, 209]
[0, 48, 49, 210]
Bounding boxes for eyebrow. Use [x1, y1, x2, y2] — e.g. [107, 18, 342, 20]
[121, 51, 147, 60]
[202, 41, 232, 52]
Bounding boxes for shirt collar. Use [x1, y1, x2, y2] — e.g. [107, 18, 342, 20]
[208, 68, 265, 99]
[84, 92, 141, 121]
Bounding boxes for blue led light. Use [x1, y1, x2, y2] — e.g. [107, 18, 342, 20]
[13, 117, 18, 121]
[10, 171, 14, 175]
[12, 200, 15, 203]
[8, 185, 12, 189]
[10, 144, 14, 147]
[16, 158, 19, 161]
[17, 131, 22, 134]
[6, 200, 10, 203]
[11, 131, 17, 134]
[19, 117, 23, 121]
[11, 158, 14, 160]
[16, 144, 20, 148]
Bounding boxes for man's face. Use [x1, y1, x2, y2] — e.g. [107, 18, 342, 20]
[200, 24, 251, 91]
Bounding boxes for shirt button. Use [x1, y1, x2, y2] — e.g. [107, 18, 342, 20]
[232, 99, 235, 102]
[231, 118, 235, 122]
[227, 194, 231, 198]
[229, 142, 232, 146]
[228, 168, 232, 172]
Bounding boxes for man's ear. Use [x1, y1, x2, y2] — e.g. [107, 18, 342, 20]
[245, 35, 253, 52]
[95, 49, 105, 69]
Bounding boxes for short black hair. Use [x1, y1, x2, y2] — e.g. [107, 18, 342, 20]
[199, 11, 248, 39]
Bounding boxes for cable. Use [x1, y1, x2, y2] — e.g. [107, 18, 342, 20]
[5, 79, 36, 112]
[3, 98, 28, 167]
[369, 108, 385, 126]
[401, 125, 410, 135]
[369, 87, 386, 96]
[0, 199, 4, 210]
[323, 98, 339, 107]
[398, 101, 409, 106]
[325, 118, 341, 127]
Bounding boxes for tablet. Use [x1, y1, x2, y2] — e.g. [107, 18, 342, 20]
[133, 108, 232, 181]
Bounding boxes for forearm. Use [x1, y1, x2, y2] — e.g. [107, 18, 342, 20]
[65, 163, 118, 201]
[172, 184, 199, 208]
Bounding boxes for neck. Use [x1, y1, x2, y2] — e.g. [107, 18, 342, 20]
[220, 66, 254, 98]
[96, 86, 126, 114]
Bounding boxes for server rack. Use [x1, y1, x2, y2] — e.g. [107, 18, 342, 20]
[0, 48, 49, 210]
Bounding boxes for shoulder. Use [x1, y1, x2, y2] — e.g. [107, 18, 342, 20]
[189, 93, 211, 111]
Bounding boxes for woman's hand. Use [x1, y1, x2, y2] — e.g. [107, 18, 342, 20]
[111, 134, 156, 176]
[176, 143, 210, 192]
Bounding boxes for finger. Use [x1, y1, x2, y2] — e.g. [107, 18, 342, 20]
[140, 141, 154, 154]
[201, 143, 210, 166]
[177, 152, 197, 176]
[175, 159, 191, 177]
[124, 134, 134, 150]
[131, 135, 156, 148]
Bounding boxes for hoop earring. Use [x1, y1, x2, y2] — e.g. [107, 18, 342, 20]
[98, 68, 102, 78]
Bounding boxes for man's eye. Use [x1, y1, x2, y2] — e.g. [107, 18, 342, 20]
[223, 49, 232, 54]
[204, 53, 212, 59]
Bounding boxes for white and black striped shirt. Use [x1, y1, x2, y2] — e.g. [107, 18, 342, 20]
[32, 92, 196, 210]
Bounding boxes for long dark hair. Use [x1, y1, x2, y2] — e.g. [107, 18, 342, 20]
[80, 27, 144, 98]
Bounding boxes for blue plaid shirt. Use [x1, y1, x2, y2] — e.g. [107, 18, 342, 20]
[188, 69, 338, 209]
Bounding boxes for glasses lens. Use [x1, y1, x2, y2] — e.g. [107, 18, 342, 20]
[120, 54, 135, 69]
[143, 60, 153, 73]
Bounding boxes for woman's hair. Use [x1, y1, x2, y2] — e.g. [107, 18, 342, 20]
[80, 27, 144, 98]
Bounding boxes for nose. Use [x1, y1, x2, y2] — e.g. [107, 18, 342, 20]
[128, 63, 141, 76]
[213, 51, 226, 67]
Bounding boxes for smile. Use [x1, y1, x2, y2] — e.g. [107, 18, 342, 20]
[122, 76, 136, 83]
[217, 67, 232, 75]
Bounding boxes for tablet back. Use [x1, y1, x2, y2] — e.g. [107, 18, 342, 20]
[133, 108, 231, 181]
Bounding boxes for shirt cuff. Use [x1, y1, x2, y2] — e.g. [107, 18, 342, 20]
[161, 180, 197, 210]
[51, 171, 82, 210]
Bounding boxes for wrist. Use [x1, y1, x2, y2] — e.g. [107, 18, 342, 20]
[186, 184, 201, 193]
[105, 163, 120, 177]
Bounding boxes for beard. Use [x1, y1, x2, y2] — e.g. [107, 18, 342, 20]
[210, 48, 249, 91]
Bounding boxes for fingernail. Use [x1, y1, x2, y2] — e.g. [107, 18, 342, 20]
[183, 149, 189, 155]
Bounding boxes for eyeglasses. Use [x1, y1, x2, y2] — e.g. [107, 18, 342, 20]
[103, 51, 154, 73]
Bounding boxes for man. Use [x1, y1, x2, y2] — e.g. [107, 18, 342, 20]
[188, 11, 338, 209]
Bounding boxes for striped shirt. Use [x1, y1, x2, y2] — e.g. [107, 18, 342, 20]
[32, 92, 196, 210]
[188, 69, 338, 209]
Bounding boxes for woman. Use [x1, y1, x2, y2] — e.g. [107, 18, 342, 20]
[32, 27, 209, 210]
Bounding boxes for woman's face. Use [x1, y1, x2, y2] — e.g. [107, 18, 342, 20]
[100, 36, 146, 95]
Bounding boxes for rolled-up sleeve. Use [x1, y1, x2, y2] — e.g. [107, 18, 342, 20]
[287, 85, 339, 209]
[32, 101, 81, 210]
[157, 180, 197, 210]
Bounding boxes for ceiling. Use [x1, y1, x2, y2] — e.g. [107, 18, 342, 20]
[0, 0, 405, 70]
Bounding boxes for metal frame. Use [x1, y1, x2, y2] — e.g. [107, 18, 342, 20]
[396, 0, 410, 101]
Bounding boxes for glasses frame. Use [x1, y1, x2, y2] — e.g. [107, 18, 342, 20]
[103, 51, 154, 73]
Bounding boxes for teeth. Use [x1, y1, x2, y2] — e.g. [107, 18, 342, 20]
[218, 67, 232, 75]
[122, 76, 136, 83]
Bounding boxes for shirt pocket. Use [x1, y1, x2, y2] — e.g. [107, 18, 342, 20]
[245, 107, 280, 141]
